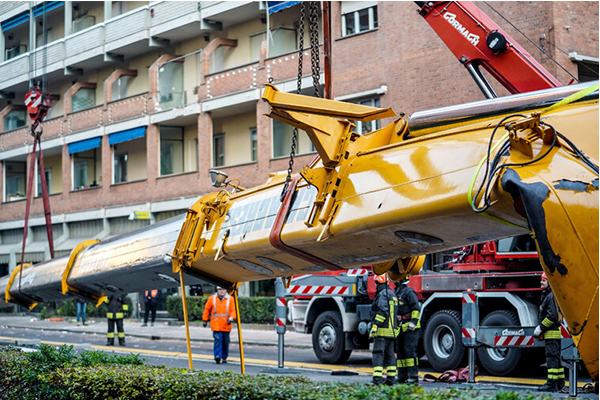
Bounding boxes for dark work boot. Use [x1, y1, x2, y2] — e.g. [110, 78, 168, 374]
[106, 338, 114, 346]
[538, 381, 559, 392]
[119, 338, 126, 346]
[557, 379, 565, 391]
[407, 376, 419, 384]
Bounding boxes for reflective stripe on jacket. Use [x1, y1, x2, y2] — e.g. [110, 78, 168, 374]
[105, 295, 128, 320]
[538, 288, 560, 339]
[371, 285, 399, 338]
[202, 293, 236, 332]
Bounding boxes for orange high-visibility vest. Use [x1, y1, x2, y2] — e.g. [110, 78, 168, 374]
[202, 293, 236, 332]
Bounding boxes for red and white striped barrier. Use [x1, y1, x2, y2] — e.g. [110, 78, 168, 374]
[462, 292, 476, 303]
[346, 268, 369, 276]
[494, 325, 571, 346]
[462, 327, 476, 339]
[288, 285, 349, 295]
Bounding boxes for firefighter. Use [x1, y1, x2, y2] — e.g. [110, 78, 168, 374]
[395, 275, 421, 384]
[142, 289, 160, 327]
[534, 273, 565, 392]
[202, 286, 237, 363]
[105, 295, 128, 346]
[370, 273, 399, 385]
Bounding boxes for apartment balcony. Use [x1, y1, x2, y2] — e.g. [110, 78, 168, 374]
[206, 48, 322, 99]
[0, 2, 29, 24]
[105, 6, 150, 58]
[149, 1, 204, 43]
[201, 1, 265, 29]
[65, 24, 105, 70]
[0, 53, 29, 92]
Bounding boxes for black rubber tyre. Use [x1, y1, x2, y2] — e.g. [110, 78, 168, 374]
[477, 310, 522, 376]
[312, 311, 352, 364]
[423, 310, 465, 371]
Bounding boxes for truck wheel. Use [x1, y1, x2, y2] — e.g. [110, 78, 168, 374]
[312, 311, 352, 364]
[477, 310, 522, 376]
[423, 310, 464, 371]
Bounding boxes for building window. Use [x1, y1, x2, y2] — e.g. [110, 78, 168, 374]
[350, 98, 381, 134]
[3, 110, 26, 131]
[250, 127, 258, 162]
[341, 4, 377, 37]
[114, 153, 128, 183]
[213, 134, 225, 167]
[72, 88, 96, 112]
[37, 168, 51, 196]
[111, 76, 130, 101]
[35, 27, 53, 48]
[158, 61, 184, 109]
[160, 126, 184, 176]
[72, 148, 100, 190]
[577, 61, 599, 82]
[4, 44, 27, 61]
[272, 120, 315, 158]
[251, 27, 298, 60]
[4, 161, 26, 201]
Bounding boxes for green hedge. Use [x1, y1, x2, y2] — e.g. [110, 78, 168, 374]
[0, 344, 546, 400]
[167, 296, 276, 324]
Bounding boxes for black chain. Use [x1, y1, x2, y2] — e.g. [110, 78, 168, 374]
[309, 1, 321, 98]
[281, 2, 306, 201]
[281, 2, 321, 202]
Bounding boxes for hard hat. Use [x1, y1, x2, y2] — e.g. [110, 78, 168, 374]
[540, 273, 547, 280]
[217, 286, 224, 290]
[401, 275, 410, 284]
[374, 274, 388, 284]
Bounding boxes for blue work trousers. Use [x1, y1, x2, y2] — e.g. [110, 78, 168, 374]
[213, 331, 230, 361]
[76, 302, 86, 323]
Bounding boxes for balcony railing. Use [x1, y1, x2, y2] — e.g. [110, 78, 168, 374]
[30, 40, 64, 74]
[150, 1, 199, 27]
[0, 53, 28, 89]
[65, 24, 104, 60]
[105, 6, 149, 52]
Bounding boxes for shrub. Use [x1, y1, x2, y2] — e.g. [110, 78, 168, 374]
[0, 345, 553, 400]
[167, 295, 276, 324]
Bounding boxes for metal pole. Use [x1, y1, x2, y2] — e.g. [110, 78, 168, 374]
[462, 290, 478, 383]
[275, 278, 287, 368]
[569, 361, 577, 397]
[468, 347, 476, 383]
[322, 1, 333, 99]
[233, 287, 245, 374]
[179, 270, 194, 370]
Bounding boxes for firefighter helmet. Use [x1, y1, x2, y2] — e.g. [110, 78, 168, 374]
[374, 274, 388, 284]
[541, 272, 547, 280]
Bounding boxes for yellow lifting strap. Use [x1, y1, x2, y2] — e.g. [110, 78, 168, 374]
[61, 239, 107, 307]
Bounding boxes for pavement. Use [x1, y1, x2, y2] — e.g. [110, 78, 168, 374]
[0, 315, 312, 348]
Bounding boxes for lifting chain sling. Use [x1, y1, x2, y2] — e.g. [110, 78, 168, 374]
[280, 1, 321, 201]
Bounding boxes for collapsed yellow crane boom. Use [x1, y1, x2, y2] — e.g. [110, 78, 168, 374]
[2, 81, 597, 379]
[171, 82, 598, 379]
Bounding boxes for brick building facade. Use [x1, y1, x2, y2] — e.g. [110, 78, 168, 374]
[0, 1, 597, 287]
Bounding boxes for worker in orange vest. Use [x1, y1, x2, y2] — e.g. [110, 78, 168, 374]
[142, 289, 160, 327]
[202, 286, 236, 363]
